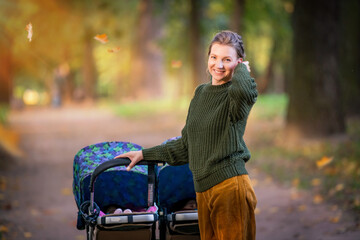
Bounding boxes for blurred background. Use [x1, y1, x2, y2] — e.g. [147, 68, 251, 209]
[0, 0, 360, 239]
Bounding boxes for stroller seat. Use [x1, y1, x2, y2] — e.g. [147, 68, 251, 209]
[73, 141, 159, 240]
[158, 164, 200, 239]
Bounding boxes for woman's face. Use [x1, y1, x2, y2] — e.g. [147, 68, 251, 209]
[208, 43, 241, 85]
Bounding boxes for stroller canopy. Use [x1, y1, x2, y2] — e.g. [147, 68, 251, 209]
[73, 141, 148, 211]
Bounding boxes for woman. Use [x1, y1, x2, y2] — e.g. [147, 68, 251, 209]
[116, 30, 258, 240]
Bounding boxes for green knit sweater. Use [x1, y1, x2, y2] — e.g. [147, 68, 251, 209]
[143, 63, 258, 192]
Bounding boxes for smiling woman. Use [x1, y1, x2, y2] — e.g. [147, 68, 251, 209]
[115, 30, 258, 240]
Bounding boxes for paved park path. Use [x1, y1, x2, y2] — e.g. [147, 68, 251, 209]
[0, 106, 359, 240]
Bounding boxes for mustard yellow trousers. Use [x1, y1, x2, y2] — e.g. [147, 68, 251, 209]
[196, 175, 257, 240]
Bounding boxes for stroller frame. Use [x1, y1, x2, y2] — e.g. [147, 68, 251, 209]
[82, 158, 162, 240]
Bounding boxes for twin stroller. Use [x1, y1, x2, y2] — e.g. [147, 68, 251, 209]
[72, 138, 200, 240]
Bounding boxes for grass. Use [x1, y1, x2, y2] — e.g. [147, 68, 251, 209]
[252, 93, 288, 120]
[104, 97, 190, 119]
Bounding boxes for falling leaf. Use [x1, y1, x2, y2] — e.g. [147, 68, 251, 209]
[107, 47, 121, 53]
[24, 232, 32, 238]
[171, 60, 182, 69]
[94, 34, 108, 44]
[25, 23, 33, 42]
[311, 178, 322, 187]
[313, 194, 324, 204]
[316, 156, 333, 169]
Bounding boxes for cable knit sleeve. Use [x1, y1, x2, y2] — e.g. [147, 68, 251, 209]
[228, 63, 258, 122]
[142, 126, 189, 166]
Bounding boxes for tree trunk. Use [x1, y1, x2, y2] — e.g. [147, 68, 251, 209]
[230, 0, 246, 34]
[82, 32, 97, 101]
[286, 0, 345, 137]
[189, 0, 207, 91]
[0, 34, 12, 105]
[129, 0, 164, 99]
[339, 0, 360, 117]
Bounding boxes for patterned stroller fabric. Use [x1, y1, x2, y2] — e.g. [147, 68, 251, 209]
[73, 141, 148, 211]
[158, 137, 196, 210]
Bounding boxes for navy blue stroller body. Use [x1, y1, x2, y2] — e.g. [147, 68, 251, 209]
[73, 141, 159, 240]
[73, 139, 200, 240]
[157, 137, 200, 240]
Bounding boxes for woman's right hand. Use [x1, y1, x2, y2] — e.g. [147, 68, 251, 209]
[114, 150, 144, 171]
[242, 61, 251, 72]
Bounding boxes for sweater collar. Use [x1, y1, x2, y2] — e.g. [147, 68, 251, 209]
[204, 81, 232, 92]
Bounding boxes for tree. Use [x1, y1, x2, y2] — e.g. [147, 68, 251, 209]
[129, 0, 165, 99]
[286, 0, 345, 137]
[339, 0, 360, 117]
[0, 32, 12, 105]
[188, 0, 207, 90]
[230, 0, 246, 33]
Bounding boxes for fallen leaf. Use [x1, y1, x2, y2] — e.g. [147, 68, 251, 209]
[0, 225, 9, 233]
[311, 178, 321, 187]
[269, 206, 279, 214]
[107, 47, 121, 53]
[354, 197, 360, 207]
[76, 235, 86, 240]
[43, 208, 59, 216]
[334, 183, 344, 192]
[329, 215, 341, 223]
[30, 208, 41, 216]
[0, 176, 6, 191]
[324, 167, 339, 176]
[316, 156, 333, 169]
[290, 190, 301, 200]
[251, 178, 258, 187]
[265, 176, 273, 184]
[61, 188, 72, 196]
[298, 205, 307, 212]
[25, 23, 33, 42]
[313, 194, 323, 204]
[94, 34, 108, 44]
[292, 178, 300, 188]
[24, 232, 32, 238]
[330, 205, 338, 211]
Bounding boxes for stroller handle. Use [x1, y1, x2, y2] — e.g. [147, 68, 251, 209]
[89, 158, 163, 193]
